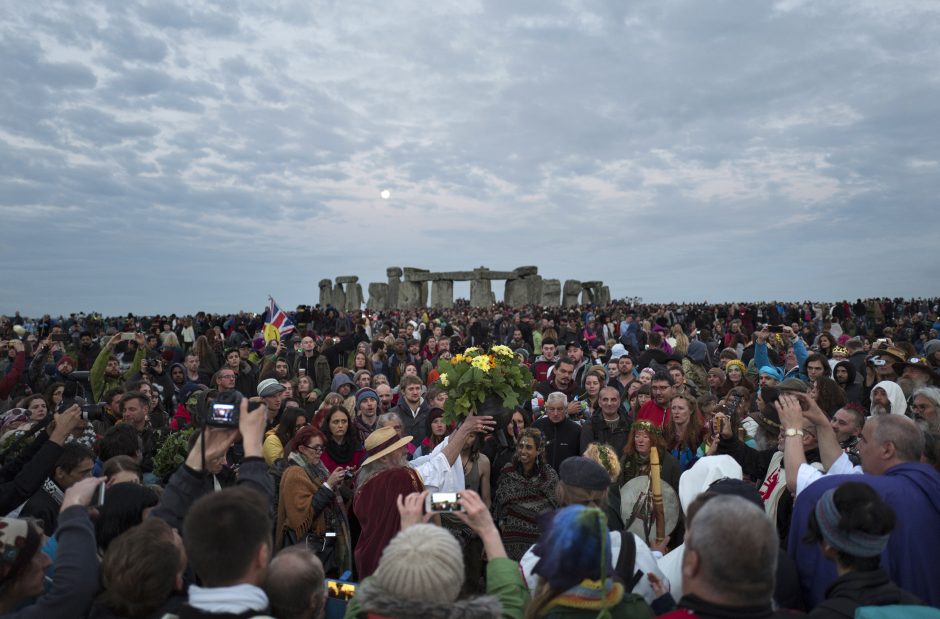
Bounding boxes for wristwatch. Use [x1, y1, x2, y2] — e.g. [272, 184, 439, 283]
[784, 427, 804, 438]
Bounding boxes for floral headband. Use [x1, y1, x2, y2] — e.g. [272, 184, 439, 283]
[631, 420, 662, 435]
[832, 346, 848, 356]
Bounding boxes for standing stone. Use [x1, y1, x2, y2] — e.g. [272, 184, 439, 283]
[346, 283, 363, 311]
[596, 285, 611, 306]
[563, 280, 582, 307]
[523, 275, 543, 306]
[504, 278, 528, 306]
[335, 275, 358, 284]
[332, 283, 346, 312]
[318, 279, 333, 307]
[398, 282, 420, 309]
[431, 280, 454, 308]
[401, 268, 429, 309]
[420, 282, 429, 308]
[581, 281, 603, 306]
[386, 267, 402, 309]
[540, 279, 561, 306]
[367, 283, 388, 310]
[470, 278, 493, 308]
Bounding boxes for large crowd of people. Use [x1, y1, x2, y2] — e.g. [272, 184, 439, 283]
[0, 296, 938, 618]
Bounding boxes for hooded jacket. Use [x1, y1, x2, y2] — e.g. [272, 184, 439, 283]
[870, 380, 907, 416]
[833, 361, 862, 404]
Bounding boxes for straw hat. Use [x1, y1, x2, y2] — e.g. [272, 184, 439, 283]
[360, 426, 413, 467]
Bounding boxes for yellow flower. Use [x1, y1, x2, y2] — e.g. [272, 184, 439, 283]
[440, 373, 450, 386]
[471, 355, 493, 372]
[464, 347, 481, 356]
[491, 345, 514, 358]
[452, 354, 465, 365]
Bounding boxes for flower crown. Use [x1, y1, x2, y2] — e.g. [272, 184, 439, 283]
[833, 346, 848, 356]
[631, 420, 662, 435]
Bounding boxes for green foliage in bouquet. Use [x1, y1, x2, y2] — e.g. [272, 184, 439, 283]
[436, 345, 533, 423]
[152, 427, 195, 479]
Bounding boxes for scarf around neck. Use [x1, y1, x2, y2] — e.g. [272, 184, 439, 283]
[324, 434, 357, 465]
[287, 450, 328, 483]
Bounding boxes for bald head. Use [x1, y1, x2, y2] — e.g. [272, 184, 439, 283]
[264, 546, 325, 619]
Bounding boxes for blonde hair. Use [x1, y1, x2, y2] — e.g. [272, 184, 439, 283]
[583, 442, 621, 482]
[671, 325, 689, 357]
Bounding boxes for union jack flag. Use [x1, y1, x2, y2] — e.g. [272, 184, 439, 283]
[264, 297, 296, 342]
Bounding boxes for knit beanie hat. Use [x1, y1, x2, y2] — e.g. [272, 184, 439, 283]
[58, 355, 76, 368]
[373, 524, 464, 604]
[725, 359, 747, 375]
[355, 387, 378, 408]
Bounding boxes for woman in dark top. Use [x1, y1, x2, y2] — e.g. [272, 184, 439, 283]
[806, 482, 923, 618]
[318, 405, 365, 472]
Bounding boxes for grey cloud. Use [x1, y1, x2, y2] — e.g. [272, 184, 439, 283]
[2, 0, 939, 315]
[101, 21, 169, 63]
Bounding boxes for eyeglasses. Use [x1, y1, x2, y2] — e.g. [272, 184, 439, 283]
[303, 444, 324, 453]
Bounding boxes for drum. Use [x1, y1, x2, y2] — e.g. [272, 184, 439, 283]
[619, 475, 680, 544]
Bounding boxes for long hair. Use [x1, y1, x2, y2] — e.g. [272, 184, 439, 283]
[671, 324, 690, 357]
[813, 377, 847, 417]
[356, 450, 404, 488]
[275, 407, 308, 451]
[664, 393, 704, 451]
[623, 425, 665, 459]
[320, 405, 359, 449]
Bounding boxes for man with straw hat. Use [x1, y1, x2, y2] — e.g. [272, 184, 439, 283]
[353, 413, 494, 579]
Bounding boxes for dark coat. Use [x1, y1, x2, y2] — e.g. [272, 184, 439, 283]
[532, 416, 582, 472]
[808, 569, 921, 619]
[20, 486, 60, 535]
[580, 409, 631, 455]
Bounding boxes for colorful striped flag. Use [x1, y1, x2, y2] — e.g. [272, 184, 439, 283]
[263, 297, 296, 343]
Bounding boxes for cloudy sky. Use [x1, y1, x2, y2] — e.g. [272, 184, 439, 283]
[2, 0, 938, 317]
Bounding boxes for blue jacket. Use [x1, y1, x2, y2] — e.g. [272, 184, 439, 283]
[753, 339, 808, 382]
[787, 463, 940, 608]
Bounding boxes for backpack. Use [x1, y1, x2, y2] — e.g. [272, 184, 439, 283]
[615, 530, 643, 590]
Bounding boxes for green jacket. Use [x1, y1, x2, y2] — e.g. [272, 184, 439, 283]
[90, 344, 144, 401]
[343, 557, 529, 619]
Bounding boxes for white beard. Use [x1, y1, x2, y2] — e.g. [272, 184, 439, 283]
[870, 404, 890, 416]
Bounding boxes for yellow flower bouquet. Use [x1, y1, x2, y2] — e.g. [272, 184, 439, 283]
[436, 344, 533, 422]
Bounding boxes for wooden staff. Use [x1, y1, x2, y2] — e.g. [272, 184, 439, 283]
[649, 448, 666, 545]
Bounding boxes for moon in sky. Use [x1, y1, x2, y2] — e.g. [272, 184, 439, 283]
[380, 189, 391, 200]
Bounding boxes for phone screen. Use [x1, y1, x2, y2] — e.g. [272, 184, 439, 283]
[209, 404, 236, 424]
[428, 492, 462, 513]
